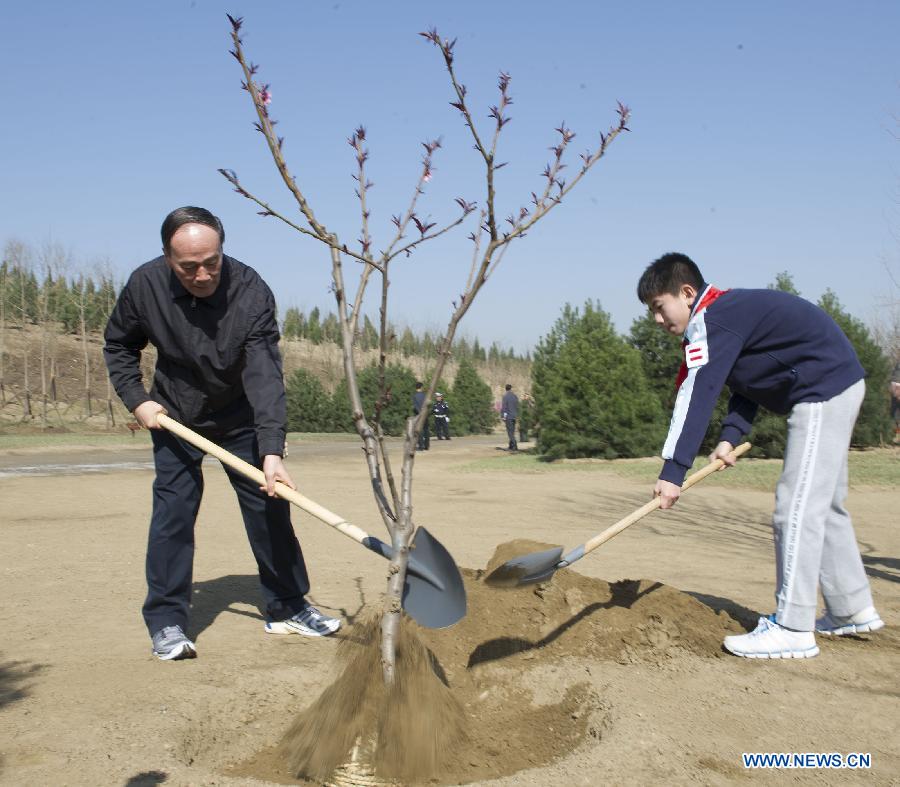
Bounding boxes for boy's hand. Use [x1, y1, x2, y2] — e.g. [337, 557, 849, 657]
[708, 441, 736, 466]
[261, 455, 296, 497]
[654, 479, 681, 509]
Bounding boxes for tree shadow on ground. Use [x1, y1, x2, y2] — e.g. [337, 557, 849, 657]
[124, 771, 168, 786]
[0, 658, 45, 710]
[862, 554, 899, 584]
[189, 574, 368, 640]
[467, 581, 663, 667]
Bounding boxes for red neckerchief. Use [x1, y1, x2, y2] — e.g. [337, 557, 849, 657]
[674, 285, 729, 390]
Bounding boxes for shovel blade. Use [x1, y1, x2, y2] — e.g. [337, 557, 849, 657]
[402, 527, 467, 629]
[484, 546, 565, 588]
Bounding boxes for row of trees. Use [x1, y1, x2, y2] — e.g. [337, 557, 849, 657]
[0, 239, 524, 428]
[286, 357, 497, 436]
[1, 241, 121, 423]
[532, 273, 895, 460]
[282, 305, 526, 362]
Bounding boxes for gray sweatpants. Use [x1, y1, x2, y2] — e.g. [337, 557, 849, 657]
[773, 378, 873, 631]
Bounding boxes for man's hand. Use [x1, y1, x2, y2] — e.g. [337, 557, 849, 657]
[654, 479, 682, 510]
[708, 440, 736, 467]
[261, 454, 296, 497]
[133, 401, 167, 429]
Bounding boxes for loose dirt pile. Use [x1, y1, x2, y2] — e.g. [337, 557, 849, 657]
[237, 540, 746, 785]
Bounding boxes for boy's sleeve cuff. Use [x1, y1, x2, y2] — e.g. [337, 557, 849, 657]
[659, 459, 689, 486]
[718, 425, 745, 448]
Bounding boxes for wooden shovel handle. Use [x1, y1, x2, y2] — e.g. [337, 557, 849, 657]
[579, 441, 752, 557]
[156, 413, 372, 546]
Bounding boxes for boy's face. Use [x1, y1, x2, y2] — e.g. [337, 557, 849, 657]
[647, 285, 697, 336]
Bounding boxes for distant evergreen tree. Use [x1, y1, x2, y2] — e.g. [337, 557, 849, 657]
[286, 368, 339, 432]
[472, 337, 486, 361]
[818, 289, 894, 446]
[767, 271, 801, 295]
[627, 310, 682, 413]
[360, 315, 379, 350]
[321, 312, 343, 347]
[283, 307, 304, 339]
[532, 301, 666, 460]
[306, 306, 323, 344]
[332, 363, 418, 436]
[450, 358, 496, 434]
[398, 327, 417, 357]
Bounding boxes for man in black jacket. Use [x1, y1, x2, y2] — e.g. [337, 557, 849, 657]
[104, 206, 340, 661]
[501, 384, 519, 451]
[412, 381, 430, 450]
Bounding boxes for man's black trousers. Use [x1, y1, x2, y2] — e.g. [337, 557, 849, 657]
[143, 427, 311, 636]
[505, 417, 518, 450]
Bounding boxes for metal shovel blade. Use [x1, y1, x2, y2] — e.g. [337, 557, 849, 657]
[485, 546, 565, 588]
[403, 526, 467, 628]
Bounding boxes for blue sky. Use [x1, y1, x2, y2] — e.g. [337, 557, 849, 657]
[2, 1, 898, 353]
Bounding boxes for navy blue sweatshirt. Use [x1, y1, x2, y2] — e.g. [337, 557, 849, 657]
[659, 286, 864, 485]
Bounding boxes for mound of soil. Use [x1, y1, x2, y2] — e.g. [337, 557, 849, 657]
[238, 540, 745, 785]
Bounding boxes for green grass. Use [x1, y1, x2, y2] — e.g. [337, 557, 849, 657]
[456, 448, 899, 491]
[0, 430, 153, 450]
[285, 432, 361, 443]
[0, 428, 358, 451]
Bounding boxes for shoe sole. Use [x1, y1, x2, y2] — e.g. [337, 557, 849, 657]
[724, 644, 820, 659]
[817, 618, 884, 637]
[154, 643, 197, 661]
[265, 620, 341, 637]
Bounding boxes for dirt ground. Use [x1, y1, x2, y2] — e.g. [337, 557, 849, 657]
[0, 434, 897, 786]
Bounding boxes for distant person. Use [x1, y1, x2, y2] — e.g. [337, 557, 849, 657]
[412, 381, 430, 450]
[104, 206, 340, 661]
[501, 384, 519, 451]
[891, 362, 900, 438]
[432, 392, 451, 440]
[518, 392, 535, 443]
[637, 252, 882, 660]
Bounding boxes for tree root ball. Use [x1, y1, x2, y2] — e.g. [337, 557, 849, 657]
[277, 611, 467, 784]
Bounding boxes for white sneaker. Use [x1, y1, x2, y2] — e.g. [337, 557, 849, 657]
[815, 606, 884, 636]
[723, 616, 819, 659]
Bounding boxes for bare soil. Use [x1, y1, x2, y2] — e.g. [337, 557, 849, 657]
[0, 434, 897, 785]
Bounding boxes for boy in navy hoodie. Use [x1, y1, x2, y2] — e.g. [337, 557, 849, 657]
[637, 252, 883, 659]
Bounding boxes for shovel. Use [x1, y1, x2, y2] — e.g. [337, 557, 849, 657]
[486, 442, 752, 587]
[156, 413, 466, 629]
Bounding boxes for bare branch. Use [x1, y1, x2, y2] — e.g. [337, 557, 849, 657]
[227, 22, 331, 241]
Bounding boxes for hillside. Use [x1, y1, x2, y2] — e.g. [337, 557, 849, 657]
[0, 324, 531, 430]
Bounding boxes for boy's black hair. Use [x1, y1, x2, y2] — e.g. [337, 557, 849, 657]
[505, 383, 512, 391]
[415, 381, 423, 389]
[161, 206, 225, 253]
[637, 252, 705, 304]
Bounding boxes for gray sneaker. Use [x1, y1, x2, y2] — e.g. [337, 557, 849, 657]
[264, 603, 342, 637]
[151, 625, 197, 660]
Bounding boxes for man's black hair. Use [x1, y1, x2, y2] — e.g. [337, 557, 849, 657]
[161, 206, 225, 253]
[505, 383, 512, 391]
[415, 381, 423, 389]
[637, 252, 704, 304]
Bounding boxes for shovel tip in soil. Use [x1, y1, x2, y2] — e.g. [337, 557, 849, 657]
[483, 542, 565, 588]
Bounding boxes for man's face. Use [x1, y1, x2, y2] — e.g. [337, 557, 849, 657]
[647, 285, 696, 336]
[165, 223, 223, 298]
